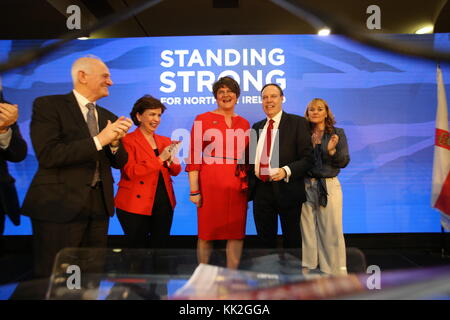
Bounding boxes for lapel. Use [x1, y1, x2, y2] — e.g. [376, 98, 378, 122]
[257, 111, 287, 141]
[133, 128, 158, 159]
[260, 112, 287, 147]
[65, 92, 91, 138]
[277, 111, 288, 144]
[321, 131, 331, 155]
[257, 119, 267, 141]
[66, 92, 109, 136]
[270, 112, 287, 167]
[154, 134, 164, 154]
[96, 106, 108, 132]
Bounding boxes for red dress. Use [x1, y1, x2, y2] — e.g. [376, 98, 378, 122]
[186, 112, 250, 240]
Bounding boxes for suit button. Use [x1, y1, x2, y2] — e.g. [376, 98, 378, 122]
[140, 181, 144, 184]
[137, 195, 141, 198]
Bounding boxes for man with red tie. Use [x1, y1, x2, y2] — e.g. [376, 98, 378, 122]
[249, 83, 313, 249]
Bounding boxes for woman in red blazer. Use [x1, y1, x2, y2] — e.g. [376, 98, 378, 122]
[115, 95, 181, 248]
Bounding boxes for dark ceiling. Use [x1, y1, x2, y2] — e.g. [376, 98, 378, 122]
[0, 0, 449, 39]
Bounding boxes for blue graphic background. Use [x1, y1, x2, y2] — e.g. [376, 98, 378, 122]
[1, 34, 450, 235]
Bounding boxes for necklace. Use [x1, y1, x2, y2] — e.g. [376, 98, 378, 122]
[312, 128, 324, 146]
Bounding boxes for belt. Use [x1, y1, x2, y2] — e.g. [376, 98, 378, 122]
[203, 154, 239, 161]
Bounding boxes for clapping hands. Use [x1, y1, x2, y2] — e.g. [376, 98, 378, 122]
[159, 141, 181, 163]
[159, 144, 173, 162]
[0, 103, 19, 133]
[97, 116, 133, 147]
[327, 134, 339, 156]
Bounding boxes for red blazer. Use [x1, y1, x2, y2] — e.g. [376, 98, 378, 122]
[115, 128, 181, 215]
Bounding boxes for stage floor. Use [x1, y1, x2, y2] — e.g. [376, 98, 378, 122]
[1, 246, 449, 300]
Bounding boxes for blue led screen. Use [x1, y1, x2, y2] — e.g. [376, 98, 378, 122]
[1, 34, 450, 235]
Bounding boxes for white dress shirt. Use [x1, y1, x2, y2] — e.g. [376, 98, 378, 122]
[254, 110, 292, 182]
[73, 90, 119, 154]
[72, 89, 103, 151]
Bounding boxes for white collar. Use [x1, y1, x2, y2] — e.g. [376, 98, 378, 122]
[73, 89, 96, 108]
[266, 110, 283, 124]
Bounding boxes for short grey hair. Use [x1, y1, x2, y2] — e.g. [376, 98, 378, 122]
[71, 54, 104, 84]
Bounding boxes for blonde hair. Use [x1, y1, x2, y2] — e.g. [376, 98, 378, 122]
[304, 98, 336, 134]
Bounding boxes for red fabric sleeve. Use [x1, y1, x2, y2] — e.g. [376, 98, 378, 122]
[121, 137, 163, 179]
[185, 115, 203, 172]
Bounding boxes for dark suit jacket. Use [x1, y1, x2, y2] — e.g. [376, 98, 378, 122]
[0, 123, 27, 225]
[22, 92, 128, 223]
[248, 111, 313, 207]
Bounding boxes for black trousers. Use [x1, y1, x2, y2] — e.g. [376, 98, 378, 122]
[117, 205, 173, 249]
[253, 180, 302, 249]
[31, 184, 109, 279]
[0, 211, 4, 237]
[0, 211, 4, 256]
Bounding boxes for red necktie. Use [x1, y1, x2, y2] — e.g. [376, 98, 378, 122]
[259, 119, 274, 182]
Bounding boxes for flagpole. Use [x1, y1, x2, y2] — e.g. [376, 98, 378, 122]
[436, 63, 450, 258]
[442, 226, 450, 258]
[437, 63, 445, 258]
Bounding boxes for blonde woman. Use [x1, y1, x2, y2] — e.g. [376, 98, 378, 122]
[301, 98, 350, 275]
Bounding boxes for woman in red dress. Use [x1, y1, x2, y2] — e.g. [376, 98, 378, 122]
[186, 77, 250, 269]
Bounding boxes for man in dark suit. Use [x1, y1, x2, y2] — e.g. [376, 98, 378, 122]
[22, 56, 133, 278]
[0, 102, 27, 240]
[249, 83, 313, 249]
